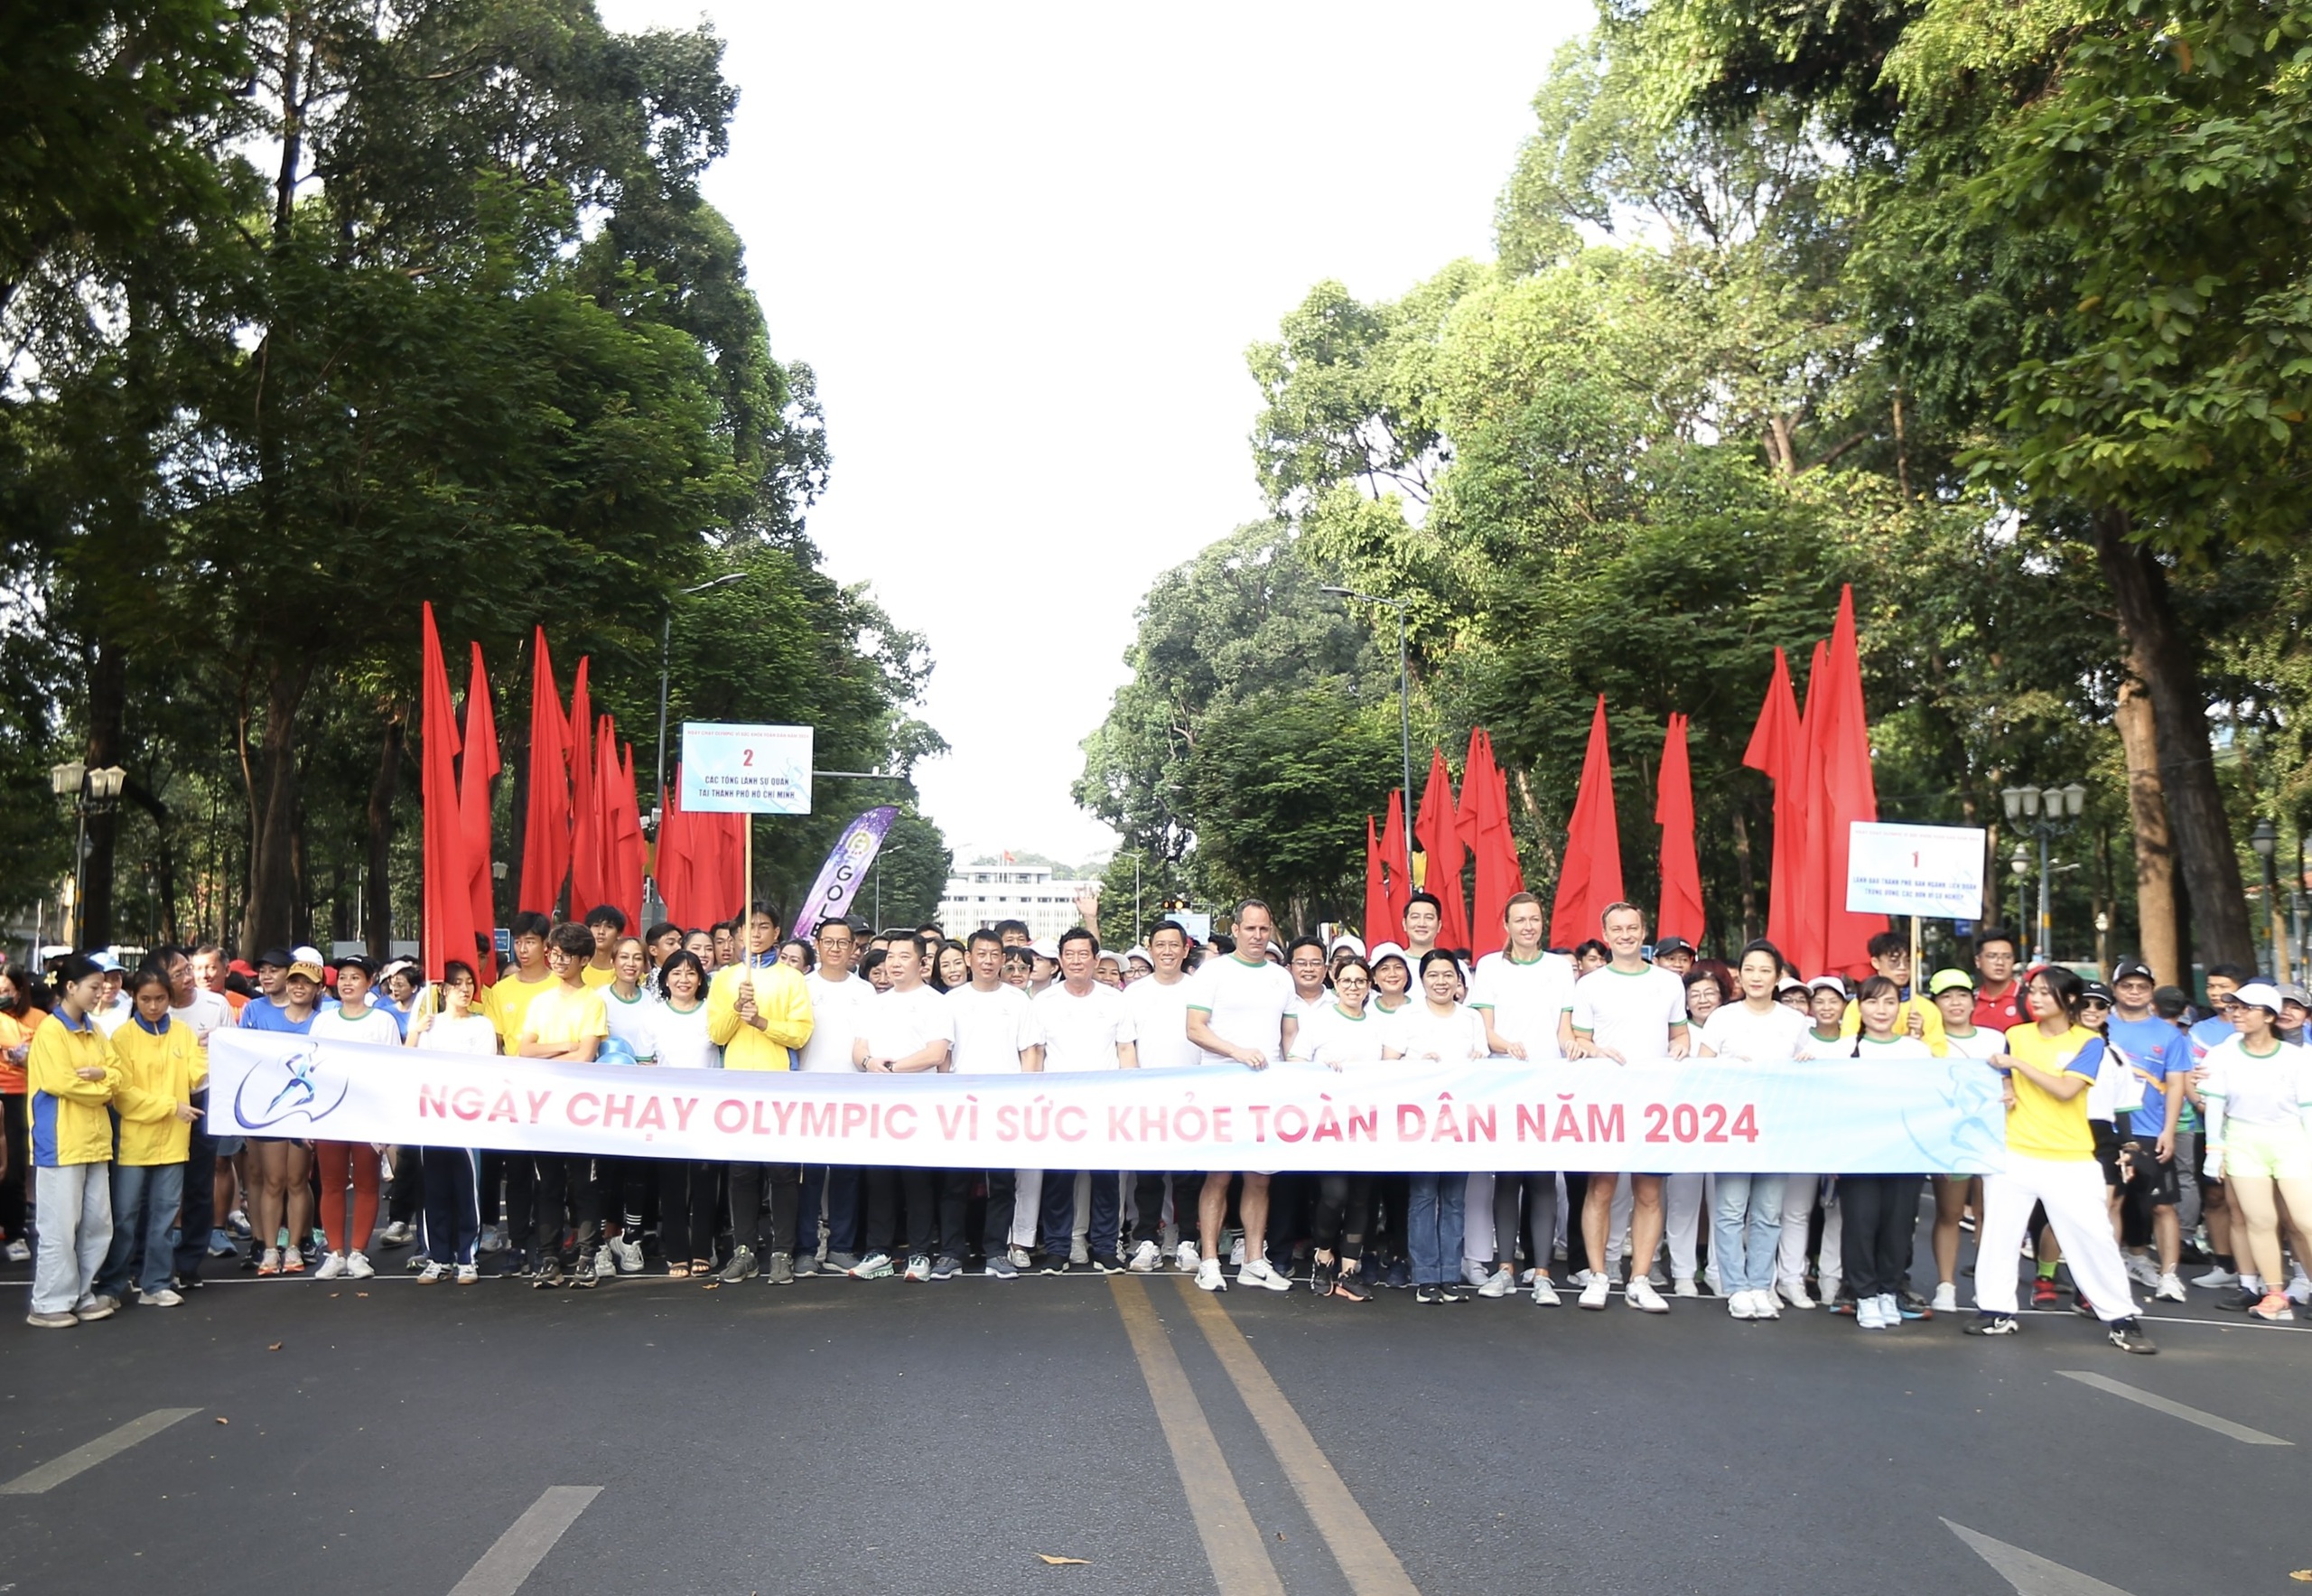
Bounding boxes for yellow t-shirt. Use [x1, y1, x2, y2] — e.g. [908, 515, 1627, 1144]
[482, 972, 557, 1050]
[580, 963, 616, 988]
[1841, 995, 1948, 1052]
[520, 984, 609, 1054]
[2002, 1022, 2102, 1162]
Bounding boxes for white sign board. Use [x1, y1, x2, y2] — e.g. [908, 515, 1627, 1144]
[1845, 822, 1985, 918]
[679, 723, 813, 815]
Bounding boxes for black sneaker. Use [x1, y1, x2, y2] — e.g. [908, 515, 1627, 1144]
[1414, 1284, 1443, 1303]
[1041, 1255, 1072, 1275]
[1330, 1271, 1371, 1302]
[1089, 1254, 1123, 1275]
[1437, 1285, 1469, 1303]
[567, 1263, 600, 1289]
[2073, 1293, 2095, 1317]
[2108, 1318, 2158, 1355]
[1311, 1260, 1337, 1296]
[532, 1258, 564, 1289]
[1963, 1312, 2020, 1336]
[2217, 1287, 2260, 1312]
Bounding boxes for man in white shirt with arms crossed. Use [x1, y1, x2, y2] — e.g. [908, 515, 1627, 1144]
[1185, 900, 1298, 1293]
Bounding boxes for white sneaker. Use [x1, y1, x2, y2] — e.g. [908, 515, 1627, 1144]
[380, 1220, 413, 1246]
[611, 1237, 646, 1274]
[1672, 1277, 1701, 1299]
[2155, 1272, 2188, 1303]
[3, 1238, 28, 1263]
[1880, 1293, 1905, 1328]
[1857, 1293, 1885, 1330]
[415, 1261, 446, 1283]
[137, 1288, 182, 1308]
[1128, 1240, 1161, 1274]
[1753, 1289, 1782, 1320]
[1530, 1274, 1561, 1307]
[1729, 1290, 1757, 1321]
[1174, 1240, 1199, 1273]
[1227, 1235, 1247, 1267]
[454, 1264, 479, 1284]
[1568, 1268, 1597, 1288]
[1195, 1257, 1227, 1293]
[1577, 1274, 1611, 1310]
[1776, 1277, 1817, 1310]
[848, 1251, 896, 1280]
[1006, 1245, 1033, 1270]
[2289, 1271, 2312, 1306]
[1932, 1283, 1958, 1313]
[1626, 1276, 1670, 1313]
[1478, 1265, 1515, 1299]
[592, 1246, 616, 1280]
[314, 1252, 348, 1281]
[1461, 1257, 1493, 1288]
[1238, 1257, 1291, 1293]
[903, 1255, 932, 1283]
[1703, 1263, 1724, 1296]
[345, 1251, 375, 1280]
[2124, 1252, 2161, 1289]
[2194, 1265, 2240, 1290]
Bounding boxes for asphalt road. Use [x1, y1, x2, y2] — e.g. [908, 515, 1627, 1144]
[4, 1222, 2308, 1596]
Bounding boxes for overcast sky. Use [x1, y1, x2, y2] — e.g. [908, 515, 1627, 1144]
[601, 1, 1590, 870]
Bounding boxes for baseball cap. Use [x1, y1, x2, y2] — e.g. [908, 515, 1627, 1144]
[286, 959, 326, 984]
[2232, 980, 2285, 1014]
[1653, 937, 1696, 959]
[334, 953, 378, 977]
[256, 947, 294, 970]
[1030, 938, 1059, 961]
[1774, 975, 1806, 997]
[1124, 947, 1151, 966]
[1806, 974, 1849, 996]
[2081, 981, 2115, 1007]
[291, 945, 325, 968]
[1331, 933, 1367, 958]
[1926, 968, 1976, 996]
[2110, 958, 2156, 985]
[88, 951, 123, 974]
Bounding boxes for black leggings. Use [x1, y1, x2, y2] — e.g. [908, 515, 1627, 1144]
[0, 1092, 26, 1242]
[660, 1160, 718, 1264]
[1839, 1174, 1920, 1298]
[1492, 1172, 1557, 1272]
[1310, 1173, 1372, 1262]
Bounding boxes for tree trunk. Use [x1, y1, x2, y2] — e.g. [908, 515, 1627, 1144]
[2093, 509, 2252, 966]
[2115, 667, 2181, 985]
[125, 779, 177, 947]
[364, 706, 405, 957]
[1730, 803, 1758, 945]
[242, 661, 311, 953]
[76, 640, 129, 947]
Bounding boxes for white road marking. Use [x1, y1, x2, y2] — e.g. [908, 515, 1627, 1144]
[0, 1408, 200, 1495]
[447, 1487, 601, 1596]
[1943, 1520, 2139, 1596]
[2057, 1369, 2291, 1446]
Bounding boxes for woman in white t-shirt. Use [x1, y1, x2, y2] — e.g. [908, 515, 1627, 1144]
[405, 959, 497, 1282]
[1394, 951, 1489, 1303]
[1293, 958, 1385, 1302]
[649, 949, 720, 1277]
[2195, 982, 2312, 1321]
[594, 937, 657, 1275]
[1840, 975, 1935, 1330]
[1697, 940, 1813, 1321]
[309, 956, 406, 1281]
[1363, 946, 1418, 1291]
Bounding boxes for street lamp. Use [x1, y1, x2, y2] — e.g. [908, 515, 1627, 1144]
[2010, 843, 2031, 939]
[656, 572, 750, 826]
[2251, 817, 2285, 980]
[51, 760, 126, 949]
[1320, 585, 1414, 873]
[2002, 780, 2086, 965]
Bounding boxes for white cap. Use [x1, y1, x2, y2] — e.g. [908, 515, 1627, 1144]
[1806, 974, 1849, 995]
[1366, 941, 1409, 967]
[2232, 980, 2285, 1014]
[1030, 938, 1059, 961]
[1124, 947, 1151, 966]
[1330, 933, 1366, 957]
[291, 945, 326, 968]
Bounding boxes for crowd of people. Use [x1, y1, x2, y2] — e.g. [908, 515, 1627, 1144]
[13, 891, 2312, 1359]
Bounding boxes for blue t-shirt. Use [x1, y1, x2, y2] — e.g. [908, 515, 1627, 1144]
[238, 998, 314, 1036]
[2108, 1013, 2190, 1136]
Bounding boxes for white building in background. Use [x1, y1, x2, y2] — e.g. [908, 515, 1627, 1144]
[936, 861, 1101, 943]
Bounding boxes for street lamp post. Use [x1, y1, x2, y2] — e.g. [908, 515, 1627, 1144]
[656, 572, 750, 829]
[2251, 817, 2286, 981]
[2002, 780, 2086, 965]
[50, 760, 127, 949]
[1320, 585, 1414, 871]
[2010, 843, 2030, 940]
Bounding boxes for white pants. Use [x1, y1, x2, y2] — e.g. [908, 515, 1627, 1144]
[1606, 1173, 1633, 1268]
[1975, 1154, 2140, 1321]
[1010, 1169, 1042, 1249]
[33, 1162, 113, 1316]
[1665, 1172, 1711, 1282]
[1778, 1176, 1841, 1291]
[1462, 1173, 1495, 1264]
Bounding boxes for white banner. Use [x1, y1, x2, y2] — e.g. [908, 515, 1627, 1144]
[209, 1031, 2009, 1175]
[1846, 821, 1987, 918]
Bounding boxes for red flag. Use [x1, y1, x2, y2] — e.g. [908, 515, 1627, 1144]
[1413, 747, 1472, 953]
[1655, 714, 1704, 947]
[420, 605, 480, 982]
[1550, 695, 1626, 948]
[1804, 586, 1887, 976]
[1363, 816, 1394, 944]
[1379, 788, 1412, 928]
[606, 734, 646, 930]
[1741, 647, 1806, 964]
[1464, 729, 1524, 958]
[517, 628, 570, 915]
[457, 642, 500, 984]
[566, 661, 601, 913]
[655, 781, 689, 929]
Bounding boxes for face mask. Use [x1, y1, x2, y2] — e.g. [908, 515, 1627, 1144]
[0, 990, 15, 1012]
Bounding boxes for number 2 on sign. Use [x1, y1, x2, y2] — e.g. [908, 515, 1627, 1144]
[741, 749, 753, 766]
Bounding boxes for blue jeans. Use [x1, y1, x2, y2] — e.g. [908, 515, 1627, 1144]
[1405, 1174, 1466, 1287]
[800, 1164, 860, 1255]
[1041, 1171, 1123, 1263]
[1711, 1172, 1787, 1293]
[98, 1162, 184, 1300]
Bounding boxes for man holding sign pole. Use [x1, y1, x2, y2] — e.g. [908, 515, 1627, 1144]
[707, 903, 814, 1284]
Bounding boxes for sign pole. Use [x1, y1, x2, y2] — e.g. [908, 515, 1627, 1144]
[1910, 913, 1921, 1006]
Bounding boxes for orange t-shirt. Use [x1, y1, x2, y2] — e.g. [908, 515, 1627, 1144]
[0, 1012, 29, 1095]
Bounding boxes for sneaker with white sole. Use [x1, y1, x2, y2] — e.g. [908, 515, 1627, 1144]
[986, 1254, 1018, 1279]
[2124, 1252, 2161, 1289]
[1577, 1274, 1611, 1310]
[1478, 1265, 1515, 1299]
[1238, 1257, 1291, 1293]
[71, 1294, 117, 1321]
[345, 1251, 375, 1280]
[1530, 1274, 1561, 1307]
[454, 1264, 478, 1284]
[1856, 1293, 1885, 1330]
[1964, 1312, 2020, 1336]
[1461, 1258, 1493, 1289]
[1879, 1292, 1904, 1328]
[1931, 1283, 1959, 1314]
[2108, 1317, 2158, 1354]
[611, 1237, 646, 1274]
[848, 1251, 896, 1280]
[1626, 1276, 1670, 1313]
[1753, 1289, 1782, 1320]
[1005, 1246, 1033, 1270]
[415, 1261, 446, 1283]
[137, 1287, 183, 1307]
[314, 1252, 348, 1281]
[25, 1310, 77, 1328]
[5, 1237, 30, 1264]
[769, 1252, 797, 1284]
[1195, 1257, 1228, 1293]
[2193, 1265, 2240, 1290]
[720, 1246, 760, 1284]
[1729, 1290, 1757, 1321]
[2154, 1272, 2188, 1303]
[592, 1246, 617, 1280]
[903, 1255, 932, 1282]
[1174, 1240, 1199, 1273]
[380, 1220, 414, 1246]
[1673, 1277, 1701, 1299]
[2289, 1271, 2312, 1306]
[1227, 1236, 1247, 1267]
[1129, 1240, 1161, 1274]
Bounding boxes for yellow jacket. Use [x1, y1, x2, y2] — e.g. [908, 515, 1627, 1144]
[29, 1011, 120, 1167]
[110, 1015, 209, 1166]
[707, 959, 814, 1071]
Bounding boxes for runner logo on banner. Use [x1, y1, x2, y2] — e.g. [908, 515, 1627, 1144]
[680, 723, 813, 815]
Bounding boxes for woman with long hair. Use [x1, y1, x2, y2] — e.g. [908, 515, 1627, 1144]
[251, 959, 323, 1275]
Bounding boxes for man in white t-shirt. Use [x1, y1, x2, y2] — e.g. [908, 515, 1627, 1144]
[796, 918, 873, 1274]
[1568, 901, 1690, 1313]
[1185, 900, 1299, 1293]
[1030, 929, 1137, 1273]
[847, 934, 955, 1282]
[1125, 919, 1206, 1272]
[1468, 891, 1578, 1302]
[948, 928, 1044, 1278]
[160, 947, 235, 1282]
[1401, 892, 1443, 964]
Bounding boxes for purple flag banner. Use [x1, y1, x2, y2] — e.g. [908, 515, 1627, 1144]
[792, 805, 899, 938]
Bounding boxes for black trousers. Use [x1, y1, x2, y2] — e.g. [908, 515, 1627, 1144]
[935, 1169, 985, 1260]
[169, 1088, 216, 1283]
[862, 1166, 936, 1258]
[2, 1091, 29, 1244]
[1311, 1173, 1373, 1261]
[531, 1154, 601, 1264]
[1492, 1172, 1557, 1271]
[388, 1145, 425, 1225]
[1839, 1174, 1920, 1298]
[728, 1162, 800, 1257]
[661, 1160, 719, 1264]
